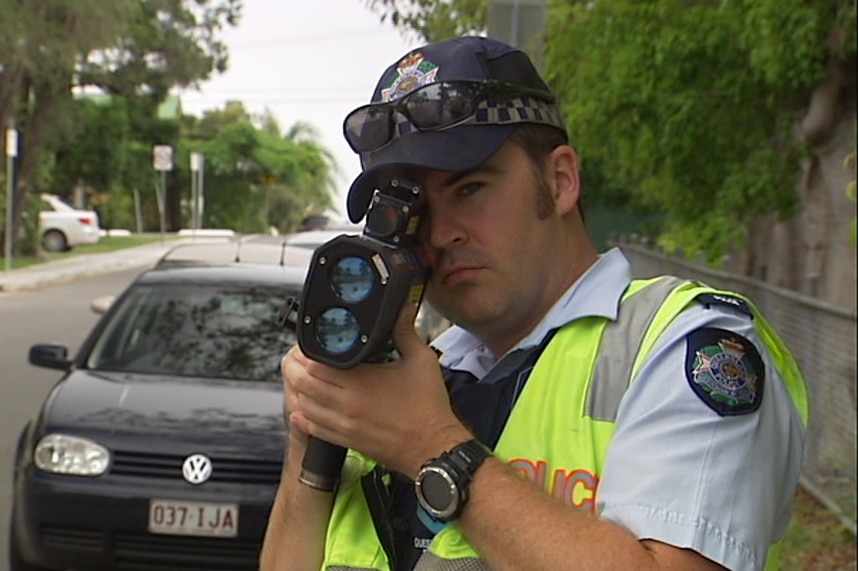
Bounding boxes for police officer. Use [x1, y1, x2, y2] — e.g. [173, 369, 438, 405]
[261, 36, 808, 571]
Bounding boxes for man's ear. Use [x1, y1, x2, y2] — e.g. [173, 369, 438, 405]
[550, 145, 581, 216]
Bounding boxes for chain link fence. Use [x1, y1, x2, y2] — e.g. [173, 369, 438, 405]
[614, 239, 857, 534]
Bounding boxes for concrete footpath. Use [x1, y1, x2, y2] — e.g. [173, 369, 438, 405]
[0, 238, 217, 293]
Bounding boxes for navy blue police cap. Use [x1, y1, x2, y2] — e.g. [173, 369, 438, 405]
[344, 36, 567, 223]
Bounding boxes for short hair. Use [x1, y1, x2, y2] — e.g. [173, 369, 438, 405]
[508, 125, 584, 220]
[510, 124, 569, 158]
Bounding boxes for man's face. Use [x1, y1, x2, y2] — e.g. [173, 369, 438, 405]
[388, 140, 572, 351]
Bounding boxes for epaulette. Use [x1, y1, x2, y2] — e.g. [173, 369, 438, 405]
[696, 293, 754, 319]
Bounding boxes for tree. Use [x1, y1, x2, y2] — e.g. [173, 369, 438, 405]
[364, 0, 857, 307]
[0, 0, 137, 254]
[49, 97, 132, 200]
[0, 0, 241, 256]
[546, 1, 808, 255]
[180, 102, 336, 234]
[545, 0, 856, 305]
[364, 0, 487, 42]
[847, 147, 856, 248]
[77, 0, 240, 99]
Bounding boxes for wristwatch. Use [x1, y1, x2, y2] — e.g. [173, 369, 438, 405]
[414, 439, 492, 523]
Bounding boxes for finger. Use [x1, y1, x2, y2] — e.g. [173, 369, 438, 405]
[280, 348, 295, 379]
[281, 345, 310, 382]
[390, 302, 422, 357]
[281, 349, 300, 412]
[281, 348, 303, 391]
[288, 411, 311, 436]
[287, 362, 345, 415]
[290, 412, 345, 449]
[288, 344, 311, 367]
[285, 346, 347, 394]
[290, 401, 350, 447]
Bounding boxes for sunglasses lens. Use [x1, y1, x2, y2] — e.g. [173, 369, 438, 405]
[405, 82, 481, 129]
[345, 106, 391, 153]
[344, 81, 515, 153]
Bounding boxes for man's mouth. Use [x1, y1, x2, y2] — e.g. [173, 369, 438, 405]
[439, 265, 483, 285]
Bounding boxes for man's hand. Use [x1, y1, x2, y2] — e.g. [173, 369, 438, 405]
[282, 302, 471, 478]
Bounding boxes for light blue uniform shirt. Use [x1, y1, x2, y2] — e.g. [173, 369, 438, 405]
[431, 248, 805, 571]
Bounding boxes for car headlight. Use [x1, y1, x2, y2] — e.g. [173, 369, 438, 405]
[34, 434, 110, 476]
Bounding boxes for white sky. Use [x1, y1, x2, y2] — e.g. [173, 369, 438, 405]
[176, 0, 421, 216]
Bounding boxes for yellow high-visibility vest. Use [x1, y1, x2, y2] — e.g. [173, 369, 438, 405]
[320, 277, 809, 571]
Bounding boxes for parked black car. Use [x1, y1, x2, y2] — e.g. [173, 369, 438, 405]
[9, 241, 311, 571]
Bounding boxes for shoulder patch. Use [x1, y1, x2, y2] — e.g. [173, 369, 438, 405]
[696, 293, 754, 318]
[685, 327, 765, 416]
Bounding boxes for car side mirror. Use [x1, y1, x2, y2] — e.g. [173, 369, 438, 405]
[91, 296, 115, 315]
[29, 344, 71, 370]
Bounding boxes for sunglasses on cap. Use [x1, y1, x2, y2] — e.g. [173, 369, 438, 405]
[343, 79, 556, 154]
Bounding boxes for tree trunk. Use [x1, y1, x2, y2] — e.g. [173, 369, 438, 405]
[11, 76, 71, 255]
[0, 63, 25, 159]
[740, 53, 857, 310]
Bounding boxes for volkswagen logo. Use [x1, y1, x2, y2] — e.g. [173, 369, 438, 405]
[182, 454, 213, 485]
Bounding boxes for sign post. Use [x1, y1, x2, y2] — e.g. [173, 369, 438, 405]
[152, 145, 173, 243]
[189, 152, 204, 235]
[4, 125, 17, 272]
[487, 0, 547, 68]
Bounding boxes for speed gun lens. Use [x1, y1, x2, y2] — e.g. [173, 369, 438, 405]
[331, 256, 375, 303]
[315, 307, 361, 354]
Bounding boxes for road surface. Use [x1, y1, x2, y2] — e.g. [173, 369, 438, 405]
[0, 267, 145, 568]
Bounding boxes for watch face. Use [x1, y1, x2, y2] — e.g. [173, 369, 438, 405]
[417, 467, 459, 519]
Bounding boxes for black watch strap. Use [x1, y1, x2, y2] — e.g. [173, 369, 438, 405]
[446, 440, 492, 476]
[416, 439, 492, 523]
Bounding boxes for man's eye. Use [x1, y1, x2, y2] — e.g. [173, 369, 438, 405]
[456, 182, 483, 197]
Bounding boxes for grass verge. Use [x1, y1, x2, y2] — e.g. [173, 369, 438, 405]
[1, 235, 177, 270]
[782, 486, 856, 570]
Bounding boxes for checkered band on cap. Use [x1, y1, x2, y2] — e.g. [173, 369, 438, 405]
[393, 97, 566, 138]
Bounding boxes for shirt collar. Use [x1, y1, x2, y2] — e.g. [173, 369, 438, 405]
[432, 248, 632, 377]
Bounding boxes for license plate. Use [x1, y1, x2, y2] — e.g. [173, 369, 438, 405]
[148, 499, 239, 538]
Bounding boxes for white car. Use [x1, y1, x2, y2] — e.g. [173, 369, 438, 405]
[39, 193, 101, 252]
[283, 227, 362, 251]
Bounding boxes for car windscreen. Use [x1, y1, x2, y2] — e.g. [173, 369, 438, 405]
[86, 282, 296, 383]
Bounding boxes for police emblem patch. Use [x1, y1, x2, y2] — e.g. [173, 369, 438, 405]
[381, 52, 439, 102]
[685, 327, 764, 416]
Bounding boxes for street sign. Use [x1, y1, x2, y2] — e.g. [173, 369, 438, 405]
[189, 153, 205, 231]
[5, 128, 17, 158]
[152, 145, 171, 241]
[153, 145, 173, 171]
[190, 152, 203, 172]
[5, 127, 17, 271]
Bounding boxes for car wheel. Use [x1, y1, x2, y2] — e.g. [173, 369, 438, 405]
[8, 513, 55, 571]
[41, 230, 69, 253]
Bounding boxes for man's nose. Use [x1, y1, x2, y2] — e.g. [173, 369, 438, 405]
[423, 206, 466, 252]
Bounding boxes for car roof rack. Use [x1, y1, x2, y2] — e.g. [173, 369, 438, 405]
[156, 237, 314, 269]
